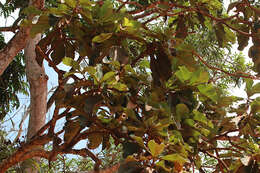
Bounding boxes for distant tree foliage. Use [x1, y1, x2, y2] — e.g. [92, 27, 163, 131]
[0, 34, 28, 119]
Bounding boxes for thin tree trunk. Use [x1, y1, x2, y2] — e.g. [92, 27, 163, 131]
[24, 32, 48, 172]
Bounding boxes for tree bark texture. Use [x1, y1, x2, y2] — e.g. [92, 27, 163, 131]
[24, 32, 48, 172]
[0, 27, 31, 75]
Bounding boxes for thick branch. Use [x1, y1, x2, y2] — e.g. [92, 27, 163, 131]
[0, 135, 52, 173]
[0, 0, 45, 76]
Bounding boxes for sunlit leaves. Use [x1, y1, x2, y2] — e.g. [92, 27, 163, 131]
[30, 15, 50, 37]
[197, 84, 218, 102]
[92, 33, 113, 43]
[148, 140, 165, 157]
[161, 154, 188, 165]
[175, 66, 192, 83]
[193, 110, 213, 128]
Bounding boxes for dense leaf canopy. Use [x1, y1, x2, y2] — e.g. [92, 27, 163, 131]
[1, 0, 260, 172]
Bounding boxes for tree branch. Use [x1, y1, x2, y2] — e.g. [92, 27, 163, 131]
[0, 0, 45, 76]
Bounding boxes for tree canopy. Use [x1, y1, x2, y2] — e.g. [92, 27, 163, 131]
[0, 0, 260, 172]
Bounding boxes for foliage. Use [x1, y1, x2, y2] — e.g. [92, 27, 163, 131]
[1, 0, 260, 173]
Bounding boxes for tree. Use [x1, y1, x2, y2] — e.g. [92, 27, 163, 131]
[0, 0, 260, 172]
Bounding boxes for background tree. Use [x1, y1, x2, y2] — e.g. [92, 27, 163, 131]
[0, 0, 260, 173]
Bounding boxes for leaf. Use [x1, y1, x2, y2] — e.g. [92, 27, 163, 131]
[83, 66, 96, 76]
[148, 140, 165, 157]
[88, 133, 103, 149]
[175, 66, 192, 83]
[156, 160, 171, 171]
[189, 68, 209, 85]
[193, 110, 207, 124]
[237, 25, 249, 51]
[92, 33, 113, 43]
[64, 120, 81, 144]
[162, 154, 188, 164]
[51, 42, 65, 65]
[101, 71, 115, 83]
[62, 57, 79, 69]
[250, 82, 260, 96]
[184, 119, 195, 127]
[227, 2, 240, 13]
[130, 135, 145, 148]
[65, 0, 77, 8]
[112, 82, 128, 91]
[245, 78, 253, 95]
[197, 84, 218, 102]
[30, 15, 50, 37]
[79, 0, 93, 6]
[176, 103, 189, 122]
[214, 23, 225, 47]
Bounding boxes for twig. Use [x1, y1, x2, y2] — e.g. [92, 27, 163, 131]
[192, 51, 260, 80]
[14, 105, 30, 143]
[0, 26, 18, 32]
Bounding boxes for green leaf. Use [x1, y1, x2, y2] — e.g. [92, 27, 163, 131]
[245, 78, 253, 95]
[65, 0, 77, 8]
[176, 104, 190, 117]
[148, 140, 165, 157]
[112, 82, 128, 91]
[193, 110, 213, 128]
[21, 6, 42, 16]
[130, 135, 145, 148]
[30, 15, 50, 37]
[79, 0, 93, 6]
[83, 66, 96, 76]
[184, 119, 195, 127]
[197, 84, 218, 102]
[62, 57, 80, 69]
[156, 160, 170, 171]
[189, 68, 209, 85]
[101, 71, 115, 83]
[175, 66, 192, 83]
[250, 82, 260, 96]
[92, 33, 113, 43]
[193, 110, 207, 124]
[162, 154, 188, 164]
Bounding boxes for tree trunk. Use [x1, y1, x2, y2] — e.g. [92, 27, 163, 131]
[23, 32, 48, 172]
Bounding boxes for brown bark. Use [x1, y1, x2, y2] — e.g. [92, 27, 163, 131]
[0, 27, 31, 75]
